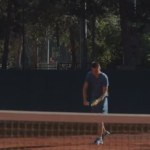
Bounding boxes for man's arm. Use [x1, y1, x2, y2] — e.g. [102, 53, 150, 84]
[101, 86, 108, 98]
[101, 73, 109, 98]
[83, 81, 90, 106]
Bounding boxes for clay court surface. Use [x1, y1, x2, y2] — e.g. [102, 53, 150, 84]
[0, 134, 150, 150]
[0, 111, 150, 150]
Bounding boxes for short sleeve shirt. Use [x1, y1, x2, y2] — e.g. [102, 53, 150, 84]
[85, 71, 109, 102]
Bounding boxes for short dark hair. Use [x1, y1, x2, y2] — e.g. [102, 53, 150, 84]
[91, 61, 100, 68]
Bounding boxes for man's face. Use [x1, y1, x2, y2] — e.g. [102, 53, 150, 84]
[91, 66, 101, 75]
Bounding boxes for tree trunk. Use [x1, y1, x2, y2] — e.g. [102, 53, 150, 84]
[56, 23, 60, 47]
[91, 15, 96, 60]
[2, 0, 12, 69]
[22, 0, 25, 70]
[80, 0, 88, 70]
[119, 0, 142, 68]
[69, 26, 76, 70]
[119, 0, 131, 66]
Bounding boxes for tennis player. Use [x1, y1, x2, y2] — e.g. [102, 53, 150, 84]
[83, 61, 110, 145]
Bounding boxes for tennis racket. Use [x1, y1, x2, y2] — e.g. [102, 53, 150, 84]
[90, 93, 108, 107]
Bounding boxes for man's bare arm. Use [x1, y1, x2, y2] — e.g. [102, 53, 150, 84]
[101, 86, 108, 98]
[83, 81, 89, 106]
[90, 86, 108, 107]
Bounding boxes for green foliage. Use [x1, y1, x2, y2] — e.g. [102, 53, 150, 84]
[0, 0, 125, 69]
[1, 0, 150, 69]
[88, 14, 121, 69]
[141, 33, 150, 66]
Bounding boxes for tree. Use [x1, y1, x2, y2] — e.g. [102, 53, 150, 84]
[2, 0, 150, 70]
[1, 0, 12, 69]
[86, 0, 121, 69]
[119, 0, 150, 69]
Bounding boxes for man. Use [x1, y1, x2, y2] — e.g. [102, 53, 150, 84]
[83, 62, 110, 145]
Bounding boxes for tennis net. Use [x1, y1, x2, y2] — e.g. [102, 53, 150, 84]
[0, 111, 149, 150]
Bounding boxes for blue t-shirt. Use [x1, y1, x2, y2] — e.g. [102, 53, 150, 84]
[85, 71, 109, 102]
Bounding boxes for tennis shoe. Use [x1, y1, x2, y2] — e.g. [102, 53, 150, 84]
[102, 130, 110, 139]
[94, 137, 103, 145]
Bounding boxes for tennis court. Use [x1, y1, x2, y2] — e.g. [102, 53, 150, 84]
[0, 111, 149, 150]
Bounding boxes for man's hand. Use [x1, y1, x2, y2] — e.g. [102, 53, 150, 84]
[83, 100, 89, 106]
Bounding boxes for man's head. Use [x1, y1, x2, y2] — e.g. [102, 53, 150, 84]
[91, 61, 101, 75]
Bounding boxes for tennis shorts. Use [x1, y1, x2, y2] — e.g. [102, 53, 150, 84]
[91, 97, 108, 113]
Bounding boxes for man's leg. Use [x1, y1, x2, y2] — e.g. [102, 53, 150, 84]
[94, 98, 110, 144]
[94, 105, 104, 145]
[91, 106, 104, 144]
[102, 98, 110, 138]
[94, 122, 103, 144]
[97, 122, 105, 136]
